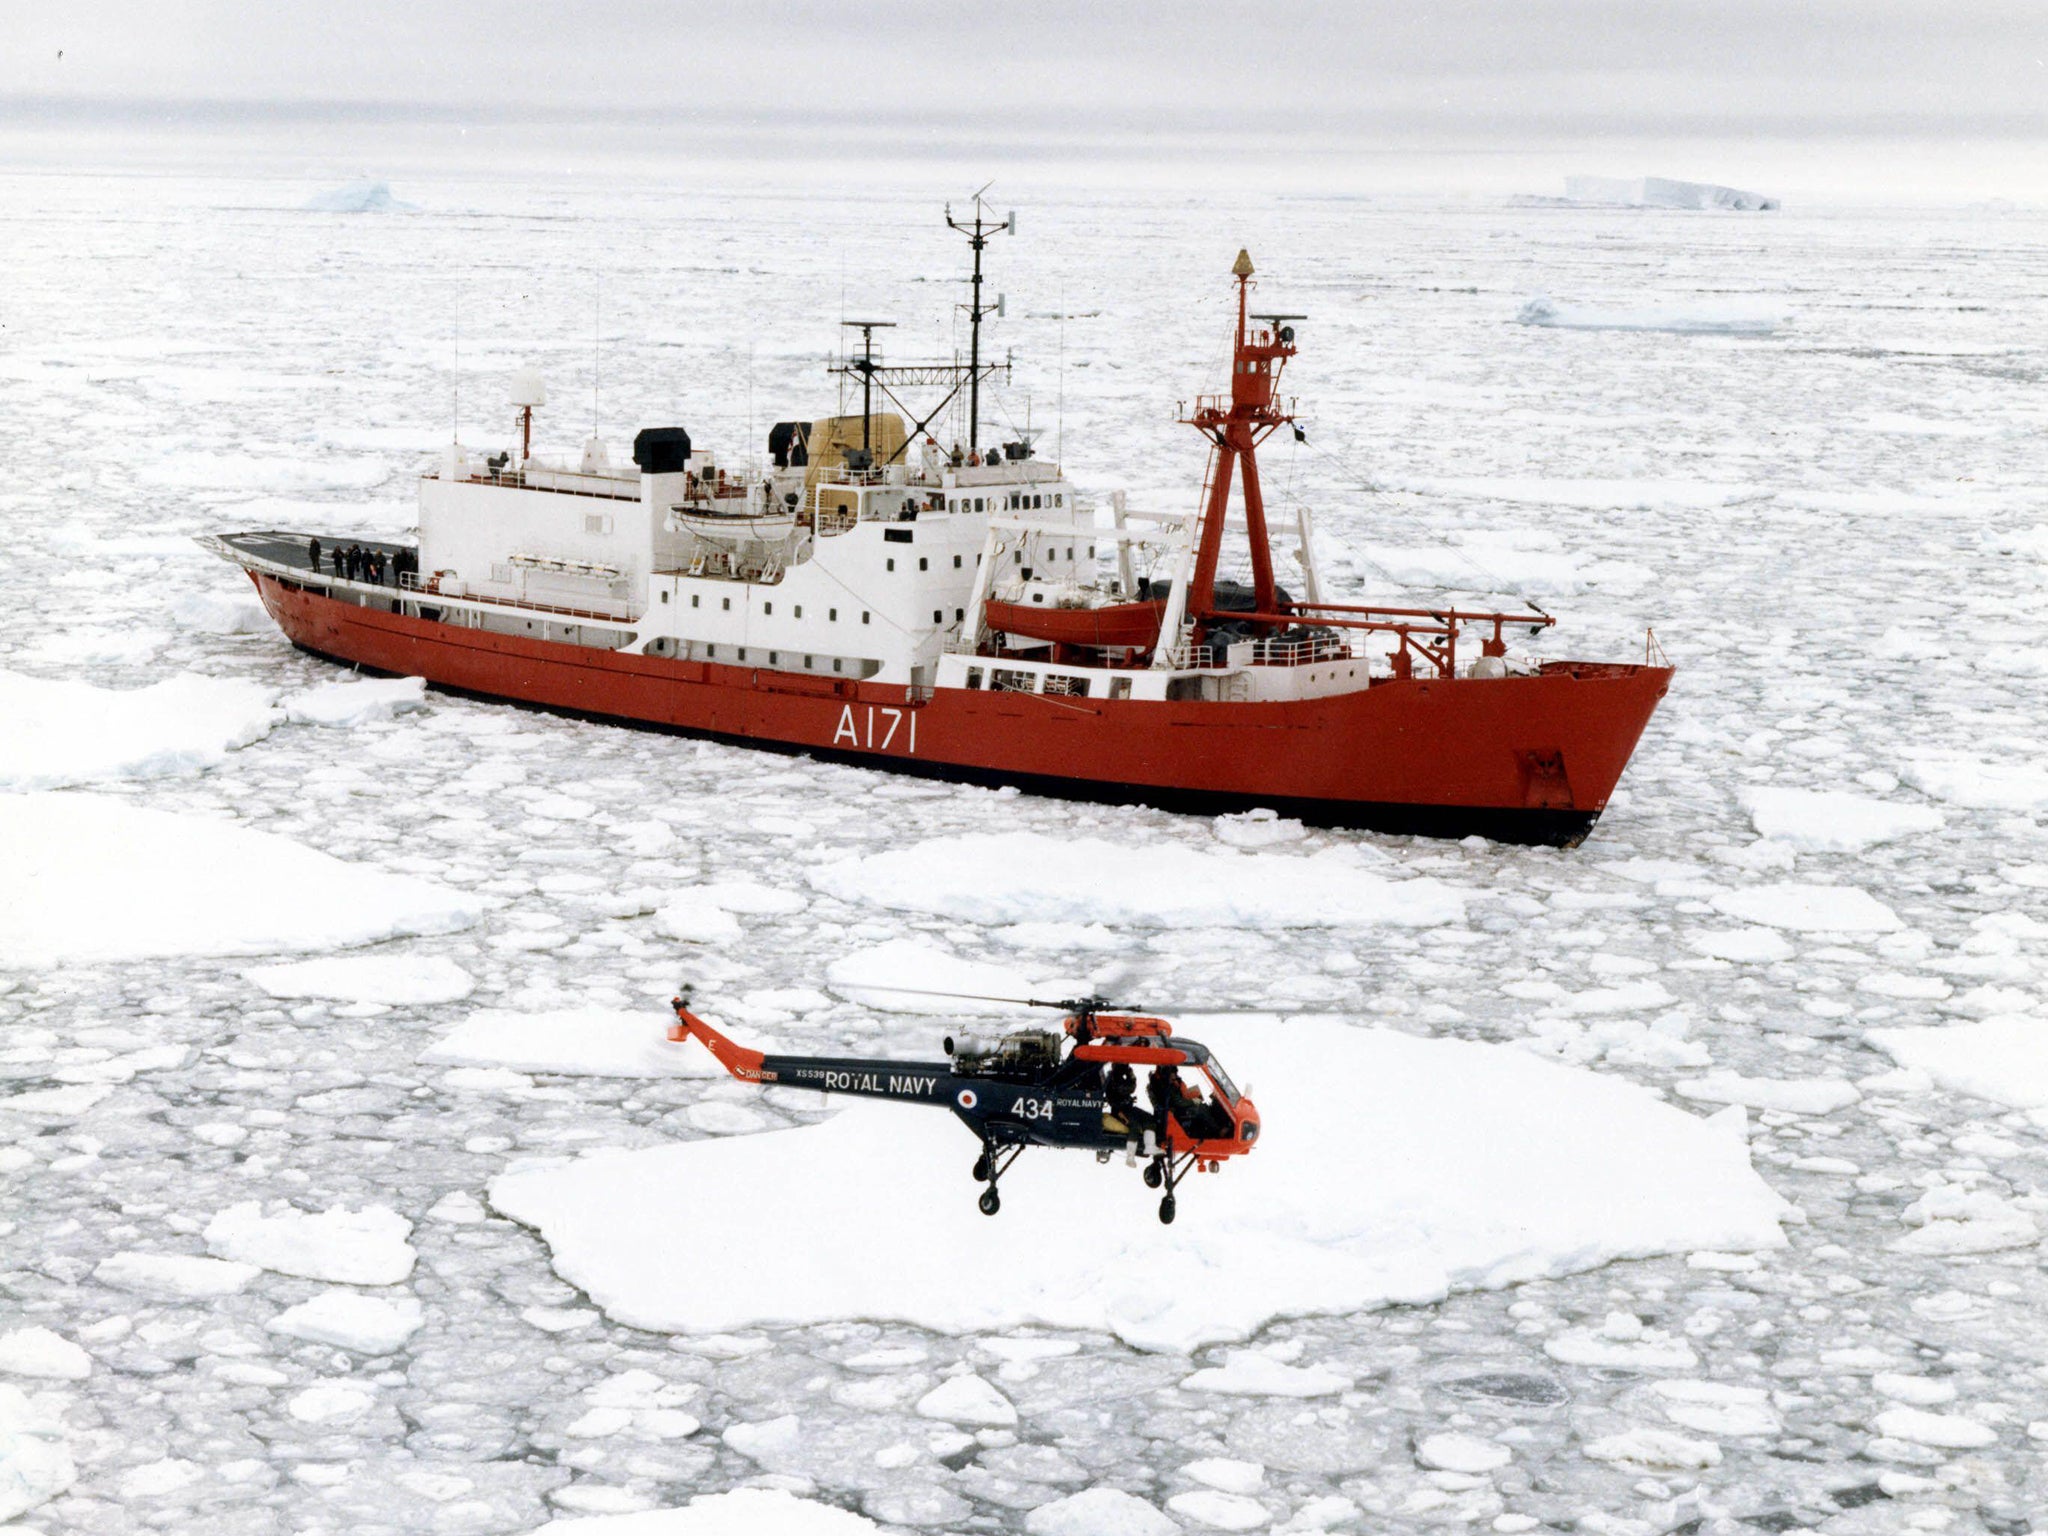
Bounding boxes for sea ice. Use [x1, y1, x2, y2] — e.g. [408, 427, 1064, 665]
[1901, 756, 2048, 812]
[91, 1252, 259, 1299]
[267, 1291, 425, 1354]
[204, 1202, 417, 1285]
[1872, 1407, 1997, 1450]
[1415, 1433, 1510, 1473]
[1181, 1352, 1350, 1398]
[282, 675, 429, 727]
[1165, 1490, 1269, 1530]
[167, 589, 272, 634]
[0, 669, 277, 789]
[1892, 1186, 2038, 1255]
[1739, 787, 1944, 852]
[1868, 1017, 2048, 1109]
[0, 1384, 75, 1521]
[526, 1488, 883, 1532]
[0, 1328, 91, 1381]
[811, 834, 1466, 930]
[1675, 1072, 1861, 1115]
[1581, 1427, 1721, 1470]
[242, 954, 476, 1005]
[490, 1020, 1788, 1351]
[914, 1375, 1017, 1427]
[1708, 883, 1902, 933]
[1024, 1487, 1177, 1536]
[1516, 295, 1785, 336]
[424, 1008, 721, 1077]
[0, 793, 482, 965]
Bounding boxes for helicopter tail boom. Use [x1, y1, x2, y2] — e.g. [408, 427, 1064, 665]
[669, 996, 769, 1082]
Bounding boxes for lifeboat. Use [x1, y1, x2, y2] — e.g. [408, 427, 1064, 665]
[983, 596, 1166, 650]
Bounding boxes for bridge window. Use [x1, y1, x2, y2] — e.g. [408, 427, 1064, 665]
[932, 610, 943, 624]
[966, 667, 984, 689]
[721, 597, 731, 611]
[763, 601, 773, 615]
[691, 593, 700, 608]
[918, 557, 928, 571]
[955, 608, 964, 621]
[862, 612, 870, 624]
[794, 605, 803, 618]
[660, 590, 669, 603]
[769, 651, 779, 664]
[829, 607, 838, 621]
[1044, 674, 1089, 697]
[953, 554, 962, 568]
[833, 658, 843, 673]
[886, 559, 895, 572]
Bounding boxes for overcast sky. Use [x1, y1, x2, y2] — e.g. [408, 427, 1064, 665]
[4, 0, 2042, 141]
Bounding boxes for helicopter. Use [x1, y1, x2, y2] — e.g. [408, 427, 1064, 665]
[668, 987, 1260, 1224]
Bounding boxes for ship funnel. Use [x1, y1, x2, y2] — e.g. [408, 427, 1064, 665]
[509, 367, 547, 408]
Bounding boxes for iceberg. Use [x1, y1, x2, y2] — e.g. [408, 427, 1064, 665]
[1562, 176, 1778, 211]
[302, 180, 418, 214]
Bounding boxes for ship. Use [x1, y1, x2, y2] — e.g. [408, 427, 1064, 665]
[204, 204, 1672, 846]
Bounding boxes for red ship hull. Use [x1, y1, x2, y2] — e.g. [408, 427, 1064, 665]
[248, 572, 1670, 846]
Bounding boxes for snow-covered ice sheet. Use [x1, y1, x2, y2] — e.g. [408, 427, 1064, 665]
[0, 669, 277, 788]
[1560, 175, 1779, 211]
[825, 938, 1066, 1016]
[491, 1020, 1788, 1351]
[811, 833, 1466, 929]
[204, 1202, 416, 1285]
[0, 792, 482, 965]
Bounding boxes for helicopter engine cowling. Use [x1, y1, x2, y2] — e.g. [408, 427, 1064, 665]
[943, 1029, 1062, 1079]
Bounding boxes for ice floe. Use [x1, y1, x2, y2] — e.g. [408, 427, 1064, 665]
[267, 1291, 425, 1354]
[1901, 755, 2048, 812]
[1739, 787, 1943, 852]
[0, 793, 482, 965]
[811, 834, 1466, 930]
[204, 1202, 417, 1285]
[490, 1019, 1788, 1352]
[1868, 1017, 2048, 1109]
[0, 669, 277, 789]
[423, 1008, 721, 1077]
[282, 675, 429, 726]
[1025, 1487, 1176, 1536]
[526, 1488, 883, 1532]
[1180, 1351, 1349, 1398]
[243, 954, 475, 1004]
[1708, 883, 1902, 933]
[91, 1252, 259, 1299]
[1675, 1072, 1861, 1115]
[0, 1328, 91, 1381]
[0, 1384, 75, 1521]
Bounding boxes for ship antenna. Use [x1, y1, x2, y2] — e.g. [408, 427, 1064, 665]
[451, 292, 460, 445]
[945, 186, 1012, 458]
[592, 273, 601, 440]
[1056, 284, 1065, 468]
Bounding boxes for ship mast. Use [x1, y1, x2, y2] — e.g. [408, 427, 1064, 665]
[945, 192, 1013, 456]
[1178, 250, 1303, 645]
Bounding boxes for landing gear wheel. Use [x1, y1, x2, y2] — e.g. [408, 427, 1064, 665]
[1143, 1161, 1164, 1189]
[978, 1188, 1001, 1217]
[1158, 1194, 1176, 1225]
[972, 1153, 991, 1182]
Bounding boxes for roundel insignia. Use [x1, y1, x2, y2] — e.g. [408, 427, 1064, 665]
[956, 1088, 978, 1109]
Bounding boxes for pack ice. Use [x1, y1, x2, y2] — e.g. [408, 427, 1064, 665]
[0, 792, 481, 965]
[490, 1019, 1789, 1352]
